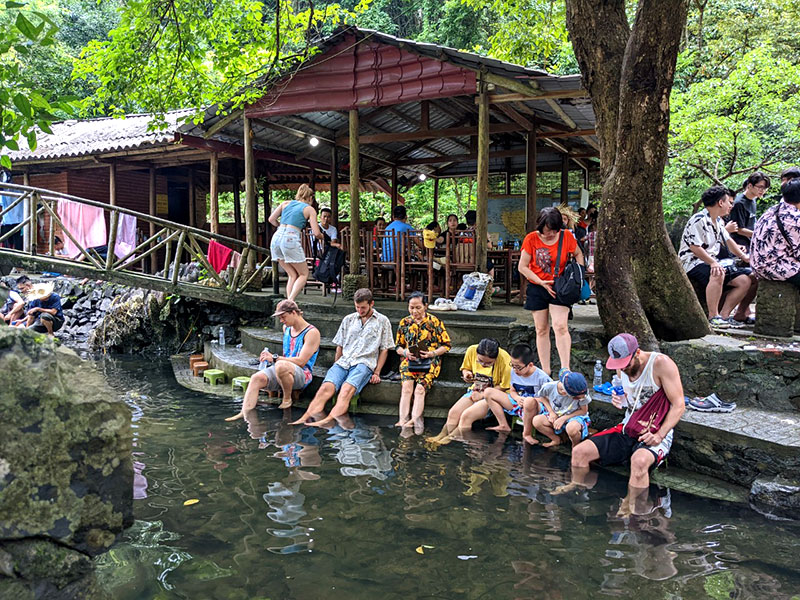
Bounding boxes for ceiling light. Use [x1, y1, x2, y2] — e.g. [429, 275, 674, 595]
[418, 173, 427, 181]
[309, 136, 320, 147]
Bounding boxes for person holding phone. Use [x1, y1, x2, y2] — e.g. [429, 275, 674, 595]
[394, 292, 451, 433]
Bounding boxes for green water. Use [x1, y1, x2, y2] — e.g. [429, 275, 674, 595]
[94, 358, 800, 600]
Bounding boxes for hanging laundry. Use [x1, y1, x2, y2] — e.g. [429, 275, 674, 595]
[0, 169, 25, 250]
[208, 239, 233, 273]
[230, 251, 242, 270]
[57, 199, 107, 259]
[113, 213, 138, 259]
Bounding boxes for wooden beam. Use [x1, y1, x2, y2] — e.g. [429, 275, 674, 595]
[476, 84, 489, 275]
[232, 161, 242, 240]
[396, 146, 596, 167]
[349, 109, 360, 274]
[526, 131, 537, 232]
[391, 166, 398, 215]
[420, 100, 430, 130]
[244, 116, 257, 270]
[484, 90, 588, 103]
[539, 129, 595, 139]
[188, 167, 196, 228]
[109, 161, 117, 206]
[494, 104, 534, 130]
[433, 178, 439, 223]
[204, 109, 242, 139]
[546, 98, 578, 130]
[209, 153, 219, 235]
[561, 154, 569, 204]
[330, 146, 339, 228]
[337, 122, 527, 146]
[262, 168, 271, 250]
[149, 167, 157, 273]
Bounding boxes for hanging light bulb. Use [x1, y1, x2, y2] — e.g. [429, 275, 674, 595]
[418, 173, 427, 181]
[309, 136, 320, 147]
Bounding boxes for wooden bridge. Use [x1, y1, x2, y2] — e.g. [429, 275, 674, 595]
[0, 182, 274, 311]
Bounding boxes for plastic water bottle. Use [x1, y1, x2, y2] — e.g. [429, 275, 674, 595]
[259, 347, 271, 370]
[497, 237, 504, 250]
[514, 238, 520, 251]
[612, 374, 627, 407]
[218, 327, 226, 347]
[593, 360, 603, 387]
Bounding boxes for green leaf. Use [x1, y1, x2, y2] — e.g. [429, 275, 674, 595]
[13, 94, 33, 119]
[1, 155, 11, 170]
[5, 139, 18, 151]
[26, 131, 37, 151]
[6, 1, 26, 8]
[14, 13, 38, 41]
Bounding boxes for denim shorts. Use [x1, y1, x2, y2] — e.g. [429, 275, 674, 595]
[539, 404, 591, 440]
[270, 226, 306, 263]
[323, 363, 373, 395]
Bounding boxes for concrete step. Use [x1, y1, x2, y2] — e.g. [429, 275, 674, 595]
[205, 342, 467, 410]
[240, 326, 471, 382]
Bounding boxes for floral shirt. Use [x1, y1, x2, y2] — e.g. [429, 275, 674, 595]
[678, 209, 730, 272]
[395, 314, 451, 368]
[751, 201, 800, 281]
[332, 310, 394, 371]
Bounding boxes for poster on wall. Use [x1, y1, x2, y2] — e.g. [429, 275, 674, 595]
[487, 195, 527, 243]
[156, 193, 168, 215]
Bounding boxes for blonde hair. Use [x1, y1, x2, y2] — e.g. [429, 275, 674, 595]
[296, 184, 314, 203]
[557, 204, 579, 229]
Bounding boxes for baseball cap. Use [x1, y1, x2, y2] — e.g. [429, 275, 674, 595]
[560, 370, 587, 396]
[606, 333, 639, 370]
[272, 299, 299, 317]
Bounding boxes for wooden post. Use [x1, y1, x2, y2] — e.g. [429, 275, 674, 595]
[475, 80, 489, 274]
[391, 166, 398, 216]
[22, 171, 30, 252]
[188, 167, 196, 228]
[560, 154, 569, 204]
[349, 109, 360, 274]
[244, 116, 257, 270]
[526, 131, 537, 231]
[109, 161, 117, 206]
[330, 146, 339, 228]
[209, 153, 219, 234]
[310, 169, 316, 194]
[433, 178, 439, 224]
[262, 172, 271, 250]
[149, 167, 157, 273]
[233, 161, 243, 240]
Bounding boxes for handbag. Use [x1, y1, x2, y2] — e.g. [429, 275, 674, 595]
[622, 387, 671, 438]
[406, 357, 432, 372]
[551, 232, 584, 305]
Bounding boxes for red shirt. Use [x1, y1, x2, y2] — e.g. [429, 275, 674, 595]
[521, 230, 578, 282]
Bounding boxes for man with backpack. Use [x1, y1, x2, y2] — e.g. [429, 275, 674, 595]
[311, 207, 344, 292]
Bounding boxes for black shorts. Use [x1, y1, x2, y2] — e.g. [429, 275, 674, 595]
[524, 281, 572, 311]
[588, 423, 667, 469]
[30, 313, 64, 333]
[687, 263, 751, 289]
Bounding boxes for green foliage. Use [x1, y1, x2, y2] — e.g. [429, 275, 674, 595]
[0, 0, 78, 168]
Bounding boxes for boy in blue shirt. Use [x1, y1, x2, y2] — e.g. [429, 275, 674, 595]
[382, 205, 416, 262]
[485, 343, 552, 432]
[23, 283, 64, 335]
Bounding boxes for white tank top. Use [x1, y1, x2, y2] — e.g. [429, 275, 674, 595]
[620, 351, 661, 426]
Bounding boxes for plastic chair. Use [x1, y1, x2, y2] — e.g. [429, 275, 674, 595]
[189, 354, 204, 369]
[192, 361, 209, 377]
[203, 369, 226, 385]
[232, 376, 251, 391]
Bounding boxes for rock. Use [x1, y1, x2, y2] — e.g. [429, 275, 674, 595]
[749, 475, 800, 520]
[99, 298, 113, 312]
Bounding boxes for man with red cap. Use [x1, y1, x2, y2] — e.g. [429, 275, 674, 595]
[569, 333, 685, 491]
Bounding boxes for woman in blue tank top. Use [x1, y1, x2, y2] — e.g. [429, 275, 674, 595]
[269, 184, 324, 301]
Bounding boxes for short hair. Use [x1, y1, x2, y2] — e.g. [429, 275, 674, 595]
[465, 210, 476, 226]
[782, 178, 800, 205]
[510, 343, 535, 365]
[744, 172, 771, 190]
[781, 166, 800, 180]
[319, 207, 332, 216]
[700, 185, 734, 208]
[456, 223, 467, 231]
[54, 236, 63, 245]
[353, 288, 373, 304]
[16, 275, 31, 285]
[407, 291, 427, 305]
[425, 221, 439, 231]
[476, 338, 500, 359]
[296, 183, 314, 202]
[375, 216, 386, 225]
[536, 207, 564, 233]
[392, 205, 407, 220]
[578, 208, 586, 216]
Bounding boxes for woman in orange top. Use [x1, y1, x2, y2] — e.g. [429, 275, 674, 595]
[518, 207, 584, 376]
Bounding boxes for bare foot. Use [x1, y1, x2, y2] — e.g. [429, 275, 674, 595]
[522, 435, 539, 445]
[552, 482, 583, 495]
[487, 425, 511, 432]
[413, 418, 424, 436]
[542, 439, 561, 448]
[225, 412, 243, 422]
[288, 416, 310, 426]
[308, 417, 334, 428]
[278, 398, 292, 409]
[395, 419, 409, 427]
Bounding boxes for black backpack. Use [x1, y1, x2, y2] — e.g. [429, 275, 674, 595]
[314, 245, 345, 285]
[552, 231, 584, 305]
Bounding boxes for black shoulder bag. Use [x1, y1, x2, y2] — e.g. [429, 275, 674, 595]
[552, 231, 585, 305]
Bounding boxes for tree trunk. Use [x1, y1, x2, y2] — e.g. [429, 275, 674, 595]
[566, 0, 710, 348]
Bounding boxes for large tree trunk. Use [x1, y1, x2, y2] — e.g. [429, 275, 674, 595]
[565, 0, 710, 348]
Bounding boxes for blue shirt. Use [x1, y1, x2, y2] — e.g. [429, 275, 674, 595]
[382, 220, 415, 262]
[28, 293, 63, 321]
[0, 171, 23, 225]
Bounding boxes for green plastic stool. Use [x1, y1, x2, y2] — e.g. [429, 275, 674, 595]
[203, 369, 226, 385]
[232, 376, 251, 391]
[349, 393, 360, 412]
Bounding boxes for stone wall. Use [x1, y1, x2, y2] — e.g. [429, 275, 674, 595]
[0, 327, 132, 598]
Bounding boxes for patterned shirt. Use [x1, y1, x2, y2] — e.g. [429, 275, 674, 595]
[395, 313, 451, 368]
[332, 309, 394, 371]
[678, 209, 731, 272]
[751, 201, 800, 281]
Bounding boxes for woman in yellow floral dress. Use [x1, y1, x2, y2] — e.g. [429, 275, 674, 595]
[395, 292, 451, 431]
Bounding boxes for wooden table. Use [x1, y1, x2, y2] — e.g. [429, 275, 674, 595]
[487, 249, 520, 303]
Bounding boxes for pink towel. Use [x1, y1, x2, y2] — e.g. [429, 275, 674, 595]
[230, 251, 242, 270]
[208, 239, 233, 273]
[58, 200, 107, 259]
[113, 213, 137, 259]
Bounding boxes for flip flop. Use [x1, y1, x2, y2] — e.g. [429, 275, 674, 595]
[592, 382, 614, 396]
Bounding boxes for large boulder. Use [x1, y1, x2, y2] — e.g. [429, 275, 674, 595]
[0, 327, 132, 598]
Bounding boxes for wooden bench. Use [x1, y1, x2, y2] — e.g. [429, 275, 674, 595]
[754, 279, 800, 338]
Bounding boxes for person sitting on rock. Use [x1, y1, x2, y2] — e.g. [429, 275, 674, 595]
[226, 299, 320, 422]
[751, 177, 800, 290]
[289, 288, 394, 428]
[1, 275, 31, 324]
[22, 282, 64, 336]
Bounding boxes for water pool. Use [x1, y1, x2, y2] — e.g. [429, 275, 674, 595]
[94, 358, 800, 599]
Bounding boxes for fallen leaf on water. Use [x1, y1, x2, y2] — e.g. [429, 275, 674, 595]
[183, 499, 200, 506]
[416, 546, 425, 554]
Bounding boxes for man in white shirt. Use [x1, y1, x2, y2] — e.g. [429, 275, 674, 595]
[311, 207, 340, 258]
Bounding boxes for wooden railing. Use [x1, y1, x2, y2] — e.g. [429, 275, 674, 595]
[0, 182, 271, 295]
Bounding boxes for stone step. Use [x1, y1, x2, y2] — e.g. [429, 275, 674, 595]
[240, 327, 472, 381]
[205, 342, 467, 410]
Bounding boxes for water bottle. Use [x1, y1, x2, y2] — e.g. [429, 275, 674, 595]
[497, 237, 504, 250]
[218, 327, 226, 347]
[514, 238, 520, 251]
[593, 360, 603, 387]
[259, 347, 271, 370]
[612, 374, 627, 407]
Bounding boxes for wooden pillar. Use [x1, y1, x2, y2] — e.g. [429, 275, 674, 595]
[22, 171, 30, 252]
[330, 146, 339, 228]
[475, 81, 489, 274]
[232, 161, 243, 240]
[583, 164, 590, 190]
[209, 153, 219, 234]
[433, 178, 440, 224]
[188, 167, 196, 228]
[149, 167, 157, 273]
[526, 131, 537, 231]
[560, 154, 569, 205]
[244, 115, 257, 270]
[390, 166, 398, 216]
[349, 109, 360, 274]
[310, 169, 316, 193]
[262, 174, 271, 250]
[109, 161, 117, 206]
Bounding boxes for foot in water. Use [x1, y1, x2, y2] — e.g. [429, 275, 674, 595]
[522, 434, 539, 445]
[486, 424, 511, 433]
[542, 439, 561, 448]
[225, 411, 243, 422]
[278, 398, 292, 409]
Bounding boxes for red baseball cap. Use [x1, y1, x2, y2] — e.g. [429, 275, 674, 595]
[606, 333, 639, 370]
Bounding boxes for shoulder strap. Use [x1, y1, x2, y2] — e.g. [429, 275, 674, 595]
[775, 204, 799, 259]
[552, 231, 565, 276]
